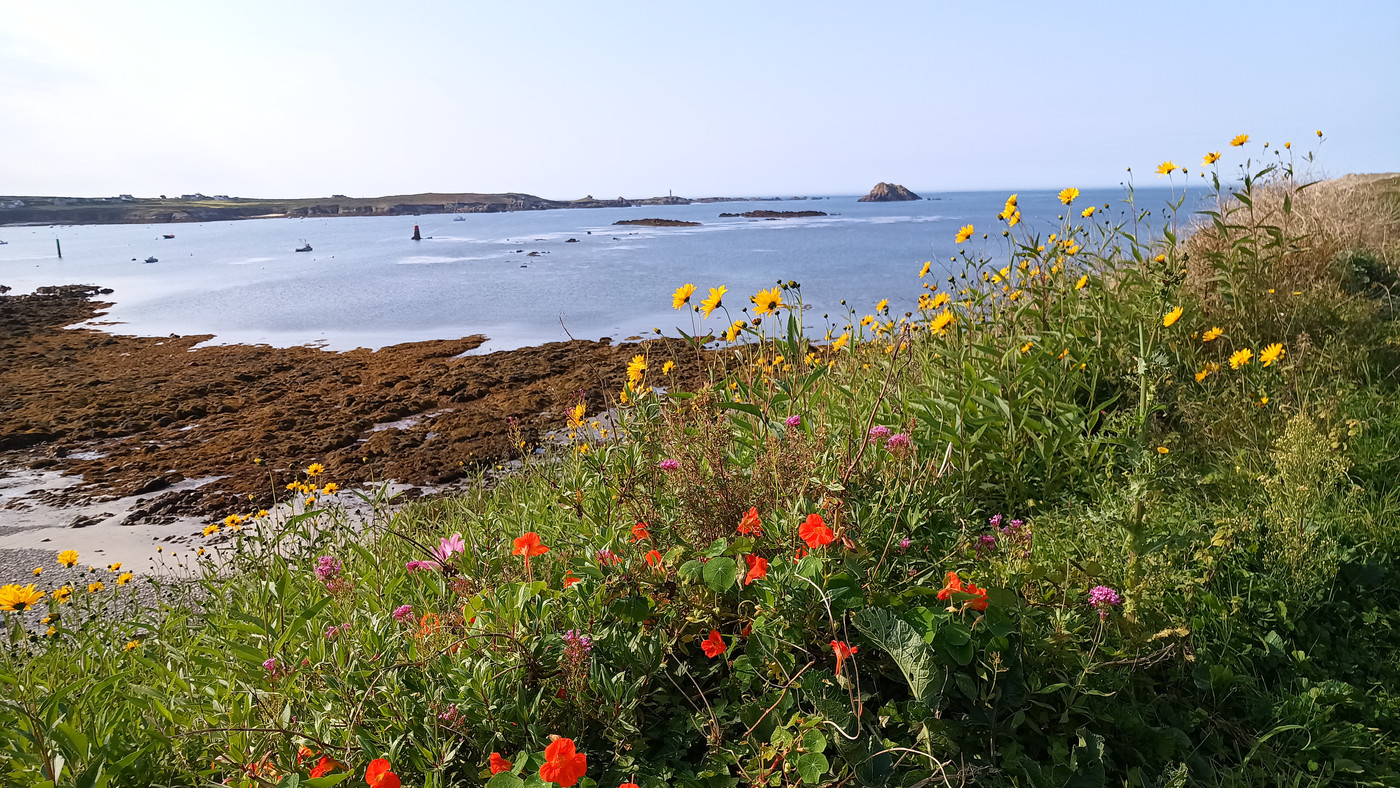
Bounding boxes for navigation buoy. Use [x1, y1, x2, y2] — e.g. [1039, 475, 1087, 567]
[412, 225, 422, 241]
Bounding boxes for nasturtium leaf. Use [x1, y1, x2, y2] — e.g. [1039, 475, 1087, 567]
[703, 557, 739, 592]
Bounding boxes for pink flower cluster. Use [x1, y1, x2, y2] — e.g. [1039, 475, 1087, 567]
[314, 555, 342, 583]
[392, 604, 415, 623]
[1089, 585, 1122, 618]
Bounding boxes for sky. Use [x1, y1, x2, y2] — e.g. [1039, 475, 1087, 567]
[2, 1, 1397, 199]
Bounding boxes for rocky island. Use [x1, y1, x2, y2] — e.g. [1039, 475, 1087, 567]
[717, 210, 828, 219]
[613, 218, 701, 227]
[858, 182, 921, 202]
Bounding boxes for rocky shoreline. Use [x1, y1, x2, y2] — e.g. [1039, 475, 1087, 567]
[0, 285, 708, 530]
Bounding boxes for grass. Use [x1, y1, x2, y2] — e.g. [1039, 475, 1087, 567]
[3, 134, 1400, 788]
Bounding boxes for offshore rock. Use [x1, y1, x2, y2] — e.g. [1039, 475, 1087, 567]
[858, 182, 921, 202]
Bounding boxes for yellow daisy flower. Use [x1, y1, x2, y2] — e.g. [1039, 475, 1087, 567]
[1202, 327, 1223, 342]
[1260, 343, 1285, 366]
[57, 550, 79, 567]
[0, 584, 45, 612]
[1162, 306, 1184, 328]
[918, 261, 931, 278]
[117, 572, 134, 586]
[1156, 161, 1177, 176]
[1230, 134, 1249, 147]
[672, 283, 696, 310]
[750, 287, 784, 316]
[1058, 187, 1079, 205]
[1075, 275, 1089, 290]
[87, 581, 105, 594]
[626, 354, 647, 387]
[724, 321, 746, 342]
[662, 360, 675, 375]
[1202, 152, 1221, 166]
[1229, 348, 1253, 369]
[1081, 206, 1096, 218]
[699, 285, 726, 318]
[955, 224, 975, 243]
[305, 463, 325, 477]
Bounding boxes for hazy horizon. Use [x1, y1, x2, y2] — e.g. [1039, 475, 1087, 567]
[3, 1, 1397, 199]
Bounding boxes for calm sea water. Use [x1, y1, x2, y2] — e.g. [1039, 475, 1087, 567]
[0, 187, 1194, 352]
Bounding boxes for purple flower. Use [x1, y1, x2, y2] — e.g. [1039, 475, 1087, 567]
[262, 657, 278, 673]
[314, 555, 342, 583]
[898, 537, 911, 552]
[325, 622, 351, 640]
[1089, 585, 1122, 619]
[868, 425, 891, 443]
[405, 560, 440, 573]
[975, 533, 998, 553]
[885, 432, 913, 454]
[659, 458, 680, 472]
[785, 415, 802, 428]
[988, 514, 1003, 529]
[392, 604, 414, 623]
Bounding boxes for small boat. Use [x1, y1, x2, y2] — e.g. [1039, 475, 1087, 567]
[0, 240, 8, 245]
[452, 216, 466, 222]
[143, 256, 158, 264]
[295, 243, 312, 252]
[162, 234, 175, 239]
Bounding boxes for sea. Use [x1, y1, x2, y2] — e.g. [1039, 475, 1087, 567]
[0, 187, 1197, 353]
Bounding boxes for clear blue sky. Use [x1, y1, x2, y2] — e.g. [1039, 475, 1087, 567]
[2, 0, 1396, 198]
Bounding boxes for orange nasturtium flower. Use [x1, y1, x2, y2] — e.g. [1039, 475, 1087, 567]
[562, 574, 581, 588]
[737, 507, 763, 536]
[620, 783, 641, 788]
[631, 522, 650, 542]
[490, 752, 513, 775]
[831, 640, 859, 675]
[309, 756, 338, 779]
[701, 629, 726, 658]
[645, 550, 663, 568]
[743, 554, 769, 585]
[365, 758, 401, 788]
[936, 571, 989, 612]
[417, 612, 441, 640]
[539, 737, 588, 787]
[513, 532, 550, 561]
[798, 513, 835, 548]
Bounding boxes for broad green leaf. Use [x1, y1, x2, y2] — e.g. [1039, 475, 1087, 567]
[852, 608, 938, 703]
[796, 752, 829, 784]
[703, 557, 739, 593]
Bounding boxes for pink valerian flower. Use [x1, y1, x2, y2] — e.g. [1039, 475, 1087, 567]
[431, 533, 466, 564]
[974, 533, 998, 554]
[314, 555, 342, 583]
[392, 604, 414, 623]
[868, 425, 891, 443]
[785, 415, 801, 428]
[988, 514, 1003, 529]
[438, 703, 464, 728]
[885, 432, 913, 455]
[325, 622, 351, 640]
[263, 657, 290, 679]
[1089, 585, 1122, 618]
[898, 537, 912, 552]
[659, 458, 680, 471]
[405, 560, 440, 573]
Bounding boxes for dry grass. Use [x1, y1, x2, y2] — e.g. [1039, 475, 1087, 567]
[1184, 171, 1400, 299]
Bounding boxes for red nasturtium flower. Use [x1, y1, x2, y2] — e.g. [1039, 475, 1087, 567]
[620, 783, 641, 788]
[794, 547, 808, 562]
[631, 522, 650, 542]
[831, 640, 858, 675]
[366, 758, 401, 788]
[296, 746, 316, 765]
[308, 756, 338, 779]
[513, 532, 550, 559]
[417, 611, 441, 640]
[737, 506, 763, 536]
[539, 737, 588, 787]
[937, 571, 989, 612]
[562, 574, 581, 588]
[490, 752, 513, 775]
[798, 513, 835, 548]
[743, 554, 769, 585]
[701, 629, 726, 658]
[645, 549, 663, 568]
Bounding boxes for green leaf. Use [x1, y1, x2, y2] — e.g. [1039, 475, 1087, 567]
[703, 557, 739, 593]
[488, 772, 526, 788]
[304, 775, 350, 787]
[678, 560, 705, 582]
[796, 752, 829, 784]
[852, 608, 938, 703]
[801, 728, 828, 754]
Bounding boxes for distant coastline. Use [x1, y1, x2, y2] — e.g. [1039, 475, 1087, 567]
[0, 192, 824, 227]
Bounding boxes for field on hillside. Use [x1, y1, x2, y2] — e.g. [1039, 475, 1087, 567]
[4, 136, 1400, 787]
